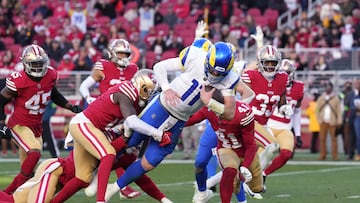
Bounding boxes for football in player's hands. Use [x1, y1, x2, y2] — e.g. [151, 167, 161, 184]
[204, 85, 224, 103]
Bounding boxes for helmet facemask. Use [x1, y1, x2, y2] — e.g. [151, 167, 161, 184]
[257, 45, 281, 79]
[109, 39, 132, 68]
[131, 69, 157, 104]
[21, 45, 49, 78]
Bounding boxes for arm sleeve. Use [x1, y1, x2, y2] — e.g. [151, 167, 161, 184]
[79, 76, 97, 99]
[153, 58, 182, 92]
[185, 107, 207, 126]
[124, 115, 163, 138]
[50, 87, 69, 109]
[292, 107, 302, 137]
[241, 119, 257, 168]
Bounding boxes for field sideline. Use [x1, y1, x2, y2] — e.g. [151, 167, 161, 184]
[1, 151, 360, 203]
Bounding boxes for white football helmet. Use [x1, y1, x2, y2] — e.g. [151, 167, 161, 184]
[109, 39, 131, 68]
[131, 69, 157, 101]
[21, 44, 49, 77]
[257, 45, 281, 79]
[279, 59, 296, 82]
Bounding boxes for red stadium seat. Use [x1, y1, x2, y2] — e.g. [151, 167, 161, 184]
[161, 50, 177, 60]
[247, 8, 261, 17]
[2, 37, 14, 47]
[145, 51, 158, 69]
[155, 23, 170, 36]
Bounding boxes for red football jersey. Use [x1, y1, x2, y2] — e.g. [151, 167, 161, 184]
[6, 67, 57, 128]
[94, 59, 139, 94]
[241, 69, 288, 125]
[83, 81, 141, 130]
[187, 101, 257, 168]
[269, 80, 305, 125]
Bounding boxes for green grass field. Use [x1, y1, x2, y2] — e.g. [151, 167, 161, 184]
[1, 150, 360, 203]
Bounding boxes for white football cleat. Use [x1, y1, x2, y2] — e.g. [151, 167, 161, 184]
[242, 182, 263, 200]
[192, 189, 214, 203]
[84, 174, 98, 197]
[161, 197, 174, 203]
[105, 183, 120, 201]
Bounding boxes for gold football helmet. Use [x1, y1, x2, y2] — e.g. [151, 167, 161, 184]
[21, 44, 49, 77]
[109, 39, 132, 67]
[280, 59, 296, 81]
[131, 69, 157, 101]
[257, 45, 281, 79]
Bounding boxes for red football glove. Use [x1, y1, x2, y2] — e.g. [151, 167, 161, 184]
[159, 131, 172, 147]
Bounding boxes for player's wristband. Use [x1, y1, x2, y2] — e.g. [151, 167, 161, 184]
[207, 98, 225, 115]
[221, 89, 235, 97]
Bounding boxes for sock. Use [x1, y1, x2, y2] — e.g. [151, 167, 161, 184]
[117, 160, 146, 188]
[236, 182, 247, 203]
[135, 174, 165, 201]
[115, 167, 125, 178]
[206, 155, 218, 178]
[110, 137, 127, 152]
[4, 151, 41, 194]
[51, 177, 88, 203]
[264, 149, 292, 176]
[0, 190, 15, 202]
[3, 173, 29, 194]
[220, 167, 237, 203]
[97, 154, 115, 202]
[195, 168, 208, 191]
[259, 143, 278, 170]
[206, 171, 223, 189]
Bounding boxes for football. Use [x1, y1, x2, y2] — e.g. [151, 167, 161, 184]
[204, 85, 224, 103]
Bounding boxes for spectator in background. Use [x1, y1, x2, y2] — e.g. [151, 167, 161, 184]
[47, 38, 66, 64]
[154, 4, 163, 25]
[32, 0, 52, 19]
[313, 55, 329, 71]
[346, 79, 360, 161]
[340, 16, 355, 50]
[65, 2, 88, 34]
[174, 0, 190, 23]
[163, 4, 179, 29]
[57, 54, 75, 80]
[165, 33, 185, 54]
[306, 89, 321, 153]
[95, 33, 109, 52]
[93, 0, 119, 21]
[139, 2, 155, 40]
[151, 31, 167, 56]
[73, 47, 93, 71]
[182, 123, 204, 160]
[340, 81, 353, 157]
[316, 81, 343, 161]
[32, 26, 47, 46]
[320, 0, 341, 29]
[14, 22, 35, 46]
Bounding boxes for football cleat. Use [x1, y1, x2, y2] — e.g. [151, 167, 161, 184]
[192, 182, 214, 203]
[119, 186, 142, 199]
[242, 182, 263, 200]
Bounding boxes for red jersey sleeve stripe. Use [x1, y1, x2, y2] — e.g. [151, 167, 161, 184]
[6, 78, 17, 91]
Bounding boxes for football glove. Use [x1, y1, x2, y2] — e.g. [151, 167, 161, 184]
[0, 123, 12, 140]
[240, 166, 252, 183]
[159, 131, 172, 147]
[279, 104, 294, 117]
[250, 26, 264, 48]
[195, 20, 209, 38]
[69, 105, 83, 113]
[296, 136, 303, 148]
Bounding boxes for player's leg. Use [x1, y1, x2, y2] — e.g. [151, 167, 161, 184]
[217, 148, 241, 203]
[4, 125, 42, 194]
[193, 122, 217, 202]
[72, 122, 116, 202]
[263, 129, 293, 188]
[25, 159, 63, 203]
[254, 122, 279, 170]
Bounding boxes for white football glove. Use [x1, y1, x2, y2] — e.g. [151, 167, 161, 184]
[123, 122, 132, 138]
[195, 20, 209, 38]
[240, 166, 252, 183]
[250, 26, 264, 48]
[279, 104, 294, 117]
[86, 96, 96, 104]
